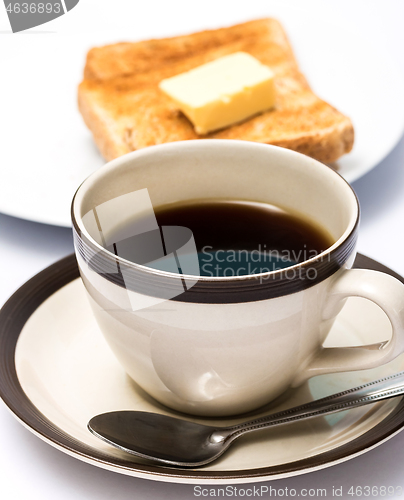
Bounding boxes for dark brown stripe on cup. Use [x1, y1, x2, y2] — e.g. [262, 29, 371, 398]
[72, 216, 359, 304]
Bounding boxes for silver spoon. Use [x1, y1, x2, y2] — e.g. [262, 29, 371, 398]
[88, 371, 404, 467]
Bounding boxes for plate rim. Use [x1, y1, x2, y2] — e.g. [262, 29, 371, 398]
[1, 253, 404, 483]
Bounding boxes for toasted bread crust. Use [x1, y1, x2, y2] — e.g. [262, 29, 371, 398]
[78, 19, 354, 163]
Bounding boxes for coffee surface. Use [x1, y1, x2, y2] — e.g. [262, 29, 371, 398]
[107, 200, 333, 277]
[155, 201, 333, 276]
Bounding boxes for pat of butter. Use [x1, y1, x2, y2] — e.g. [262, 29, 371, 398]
[159, 52, 275, 134]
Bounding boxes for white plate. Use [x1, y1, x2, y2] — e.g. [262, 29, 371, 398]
[1, 12, 404, 227]
[1, 254, 404, 484]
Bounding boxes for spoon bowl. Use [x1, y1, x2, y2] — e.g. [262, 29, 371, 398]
[89, 411, 228, 466]
[88, 371, 404, 467]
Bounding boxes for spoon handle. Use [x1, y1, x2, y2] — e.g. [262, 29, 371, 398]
[213, 371, 404, 443]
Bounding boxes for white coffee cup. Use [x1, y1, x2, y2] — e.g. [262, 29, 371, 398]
[72, 140, 404, 417]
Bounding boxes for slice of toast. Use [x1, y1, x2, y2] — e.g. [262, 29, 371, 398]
[78, 19, 354, 163]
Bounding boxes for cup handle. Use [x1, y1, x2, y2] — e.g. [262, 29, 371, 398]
[293, 269, 404, 386]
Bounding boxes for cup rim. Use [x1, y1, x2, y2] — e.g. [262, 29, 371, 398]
[71, 140, 360, 284]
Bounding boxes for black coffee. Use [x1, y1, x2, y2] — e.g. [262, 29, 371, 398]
[107, 200, 334, 278]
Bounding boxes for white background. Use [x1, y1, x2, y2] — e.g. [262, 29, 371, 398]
[1, 0, 404, 498]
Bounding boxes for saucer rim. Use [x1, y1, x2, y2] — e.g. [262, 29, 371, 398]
[1, 253, 404, 483]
